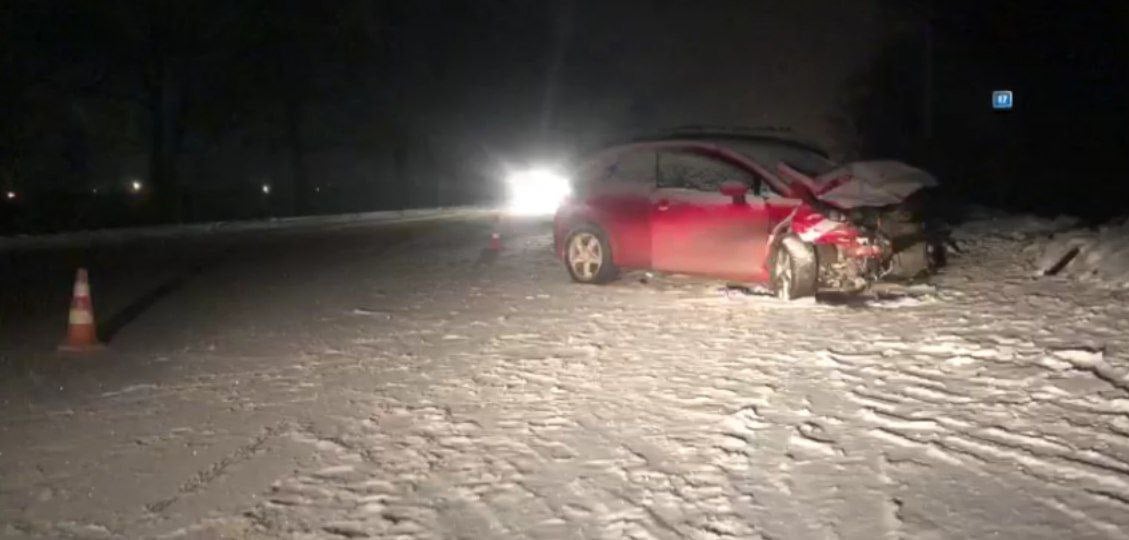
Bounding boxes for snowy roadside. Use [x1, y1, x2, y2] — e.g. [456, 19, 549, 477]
[236, 217, 1129, 539]
[0, 206, 492, 252]
[1028, 218, 1129, 287]
[945, 206, 1129, 288]
[2, 211, 1129, 539]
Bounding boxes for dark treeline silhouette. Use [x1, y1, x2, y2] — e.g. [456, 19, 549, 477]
[0, 1, 491, 234]
[4, 1, 1126, 234]
[0, 1, 915, 235]
[842, 0, 1129, 222]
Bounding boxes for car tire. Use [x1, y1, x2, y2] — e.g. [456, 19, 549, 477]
[564, 226, 618, 284]
[773, 236, 818, 300]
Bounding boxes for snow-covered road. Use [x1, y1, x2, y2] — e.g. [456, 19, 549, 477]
[3, 212, 1129, 539]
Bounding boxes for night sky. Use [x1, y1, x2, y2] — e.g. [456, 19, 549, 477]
[2, 0, 1127, 232]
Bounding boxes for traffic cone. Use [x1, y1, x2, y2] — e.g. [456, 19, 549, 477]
[487, 214, 504, 251]
[59, 268, 104, 352]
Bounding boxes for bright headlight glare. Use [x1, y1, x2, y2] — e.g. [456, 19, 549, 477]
[505, 168, 571, 216]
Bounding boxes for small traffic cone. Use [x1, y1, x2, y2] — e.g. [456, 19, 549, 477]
[487, 214, 504, 251]
[59, 268, 104, 352]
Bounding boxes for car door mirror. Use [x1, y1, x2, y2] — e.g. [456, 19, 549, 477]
[719, 180, 749, 203]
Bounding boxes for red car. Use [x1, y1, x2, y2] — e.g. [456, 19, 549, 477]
[553, 132, 937, 299]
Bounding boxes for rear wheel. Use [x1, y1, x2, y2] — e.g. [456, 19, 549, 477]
[773, 236, 818, 300]
[564, 226, 618, 284]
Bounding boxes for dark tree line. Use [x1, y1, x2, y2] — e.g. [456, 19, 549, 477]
[12, 0, 1122, 232]
[837, 0, 1129, 220]
[0, 1, 499, 232]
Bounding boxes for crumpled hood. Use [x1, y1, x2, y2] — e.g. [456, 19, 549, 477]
[781, 160, 938, 209]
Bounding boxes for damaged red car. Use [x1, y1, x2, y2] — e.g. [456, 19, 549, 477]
[553, 130, 939, 299]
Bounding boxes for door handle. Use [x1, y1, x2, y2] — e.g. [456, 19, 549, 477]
[655, 199, 670, 211]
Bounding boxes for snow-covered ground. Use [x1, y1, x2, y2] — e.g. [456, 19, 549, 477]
[0, 206, 490, 252]
[955, 206, 1129, 287]
[1030, 219, 1129, 287]
[3, 210, 1129, 539]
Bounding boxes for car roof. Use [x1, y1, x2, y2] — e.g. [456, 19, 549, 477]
[597, 125, 830, 158]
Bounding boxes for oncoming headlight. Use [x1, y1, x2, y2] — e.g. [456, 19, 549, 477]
[505, 167, 571, 216]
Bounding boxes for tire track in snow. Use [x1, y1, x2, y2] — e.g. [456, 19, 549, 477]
[146, 421, 290, 514]
[765, 306, 1129, 534]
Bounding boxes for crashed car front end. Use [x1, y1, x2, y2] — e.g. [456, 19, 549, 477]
[778, 160, 939, 291]
[787, 204, 892, 291]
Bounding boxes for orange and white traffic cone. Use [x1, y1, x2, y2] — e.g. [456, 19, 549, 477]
[59, 268, 104, 352]
[487, 214, 504, 251]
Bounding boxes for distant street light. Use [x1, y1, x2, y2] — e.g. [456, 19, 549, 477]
[129, 180, 143, 193]
[5, 191, 16, 201]
[261, 183, 272, 195]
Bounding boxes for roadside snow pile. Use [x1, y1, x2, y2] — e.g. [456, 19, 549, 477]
[949, 206, 1129, 286]
[953, 206, 1079, 240]
[1033, 219, 1129, 285]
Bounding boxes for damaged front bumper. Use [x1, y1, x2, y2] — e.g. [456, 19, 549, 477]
[815, 234, 893, 291]
[775, 158, 939, 290]
[789, 207, 895, 291]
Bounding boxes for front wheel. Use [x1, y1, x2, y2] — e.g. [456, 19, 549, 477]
[772, 236, 818, 300]
[564, 226, 618, 284]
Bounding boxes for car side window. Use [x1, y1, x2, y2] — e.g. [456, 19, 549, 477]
[656, 151, 757, 192]
[603, 150, 657, 186]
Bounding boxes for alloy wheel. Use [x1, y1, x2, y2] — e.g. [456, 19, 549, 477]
[568, 232, 603, 281]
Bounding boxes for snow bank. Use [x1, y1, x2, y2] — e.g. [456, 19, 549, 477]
[1033, 219, 1129, 286]
[953, 206, 1079, 240]
[948, 207, 1129, 286]
[0, 206, 492, 251]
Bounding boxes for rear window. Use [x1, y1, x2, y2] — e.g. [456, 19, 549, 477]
[578, 149, 655, 190]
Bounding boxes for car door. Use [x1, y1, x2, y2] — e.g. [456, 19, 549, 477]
[585, 148, 656, 269]
[650, 149, 771, 282]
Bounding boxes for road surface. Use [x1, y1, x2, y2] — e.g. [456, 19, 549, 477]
[2, 210, 1129, 539]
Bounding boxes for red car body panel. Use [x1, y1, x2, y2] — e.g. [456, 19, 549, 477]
[555, 187, 652, 269]
[553, 139, 891, 285]
[650, 189, 774, 281]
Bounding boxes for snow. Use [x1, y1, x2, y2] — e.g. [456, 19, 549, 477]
[953, 206, 1080, 240]
[1030, 219, 1129, 286]
[2, 210, 1129, 538]
[0, 206, 488, 252]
